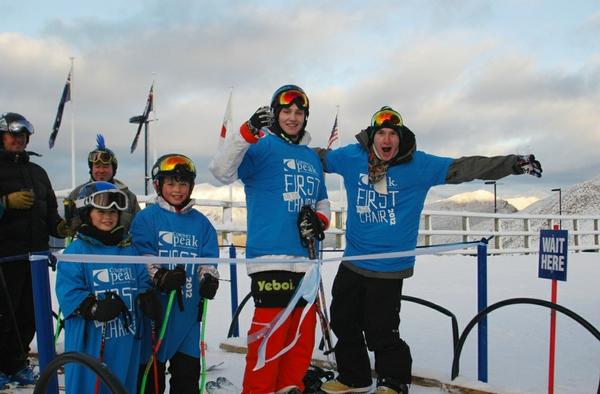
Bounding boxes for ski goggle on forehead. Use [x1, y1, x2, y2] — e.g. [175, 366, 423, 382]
[76, 189, 128, 211]
[88, 151, 115, 165]
[371, 108, 403, 129]
[157, 155, 196, 174]
[276, 89, 309, 108]
[0, 118, 35, 135]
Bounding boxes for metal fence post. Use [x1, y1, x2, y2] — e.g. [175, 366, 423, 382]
[228, 244, 239, 337]
[477, 241, 488, 383]
[30, 253, 59, 394]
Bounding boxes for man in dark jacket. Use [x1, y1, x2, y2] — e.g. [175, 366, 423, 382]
[0, 112, 67, 387]
[318, 106, 542, 394]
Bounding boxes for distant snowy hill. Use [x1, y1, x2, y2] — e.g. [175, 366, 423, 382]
[523, 176, 600, 216]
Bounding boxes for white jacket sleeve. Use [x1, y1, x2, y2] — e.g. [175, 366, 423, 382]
[209, 123, 257, 185]
[316, 198, 331, 230]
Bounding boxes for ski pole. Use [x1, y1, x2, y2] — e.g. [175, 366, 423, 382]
[94, 321, 108, 394]
[151, 320, 159, 394]
[298, 205, 335, 360]
[53, 309, 64, 345]
[307, 238, 335, 356]
[139, 290, 177, 394]
[199, 298, 208, 394]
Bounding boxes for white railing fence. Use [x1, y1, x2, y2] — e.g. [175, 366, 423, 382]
[56, 196, 600, 255]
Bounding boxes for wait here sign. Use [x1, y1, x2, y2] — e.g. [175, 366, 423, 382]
[538, 229, 568, 281]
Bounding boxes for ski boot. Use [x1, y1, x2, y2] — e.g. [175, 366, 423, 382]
[10, 365, 38, 386]
[0, 372, 11, 389]
[373, 377, 408, 394]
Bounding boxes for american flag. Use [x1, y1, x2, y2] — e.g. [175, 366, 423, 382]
[326, 113, 339, 149]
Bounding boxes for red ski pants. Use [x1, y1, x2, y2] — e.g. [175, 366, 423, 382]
[242, 305, 316, 394]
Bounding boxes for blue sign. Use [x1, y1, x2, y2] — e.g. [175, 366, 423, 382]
[538, 229, 568, 281]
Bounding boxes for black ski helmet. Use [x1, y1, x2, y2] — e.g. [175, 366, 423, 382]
[269, 84, 309, 143]
[0, 112, 34, 148]
[151, 153, 197, 199]
[88, 134, 118, 175]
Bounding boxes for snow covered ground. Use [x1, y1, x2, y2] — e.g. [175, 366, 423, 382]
[30, 250, 600, 393]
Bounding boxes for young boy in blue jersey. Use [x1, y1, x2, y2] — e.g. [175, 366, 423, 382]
[56, 181, 157, 394]
[317, 107, 543, 394]
[210, 84, 331, 394]
[130, 154, 220, 394]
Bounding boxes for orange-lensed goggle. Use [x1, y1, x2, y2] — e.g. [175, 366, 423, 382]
[276, 89, 309, 109]
[371, 108, 403, 129]
[158, 155, 196, 173]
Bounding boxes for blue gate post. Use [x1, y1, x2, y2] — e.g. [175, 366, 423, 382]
[228, 244, 240, 337]
[30, 252, 58, 394]
[477, 240, 488, 382]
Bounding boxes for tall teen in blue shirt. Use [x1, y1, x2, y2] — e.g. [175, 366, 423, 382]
[131, 154, 219, 394]
[318, 107, 543, 394]
[56, 181, 153, 394]
[210, 85, 331, 394]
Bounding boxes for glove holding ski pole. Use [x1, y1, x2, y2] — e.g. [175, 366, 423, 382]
[198, 265, 220, 300]
[153, 266, 186, 293]
[78, 291, 130, 323]
[298, 205, 326, 259]
[153, 266, 186, 311]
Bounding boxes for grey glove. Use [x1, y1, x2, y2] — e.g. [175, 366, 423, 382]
[516, 154, 542, 178]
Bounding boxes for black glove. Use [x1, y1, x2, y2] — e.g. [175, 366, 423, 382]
[298, 205, 325, 244]
[137, 289, 163, 323]
[516, 154, 542, 178]
[248, 106, 273, 135]
[79, 292, 129, 323]
[153, 267, 186, 293]
[199, 270, 219, 300]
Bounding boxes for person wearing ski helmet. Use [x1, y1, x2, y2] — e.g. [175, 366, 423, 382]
[315, 106, 543, 394]
[56, 181, 156, 394]
[0, 112, 69, 387]
[131, 154, 219, 394]
[66, 134, 140, 232]
[210, 85, 331, 394]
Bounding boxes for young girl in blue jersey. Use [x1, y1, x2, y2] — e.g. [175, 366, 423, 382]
[56, 181, 157, 394]
[130, 154, 220, 394]
[210, 85, 331, 394]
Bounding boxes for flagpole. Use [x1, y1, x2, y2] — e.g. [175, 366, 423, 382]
[335, 105, 344, 209]
[144, 79, 155, 195]
[69, 57, 76, 189]
[151, 73, 157, 172]
[227, 87, 233, 203]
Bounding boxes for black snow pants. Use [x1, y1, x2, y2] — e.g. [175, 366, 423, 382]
[138, 351, 200, 394]
[330, 264, 412, 387]
[0, 260, 36, 375]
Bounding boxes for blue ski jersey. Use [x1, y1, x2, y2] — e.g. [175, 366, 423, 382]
[130, 202, 219, 361]
[325, 145, 452, 272]
[56, 237, 150, 394]
[238, 134, 328, 258]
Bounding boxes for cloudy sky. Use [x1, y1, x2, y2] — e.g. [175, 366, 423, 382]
[2, 0, 599, 201]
